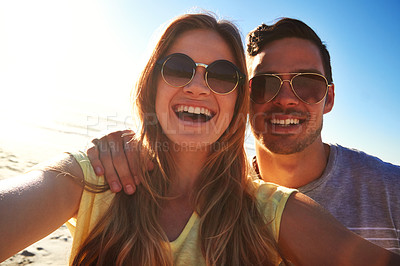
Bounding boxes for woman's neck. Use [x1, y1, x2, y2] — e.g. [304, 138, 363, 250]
[168, 145, 209, 196]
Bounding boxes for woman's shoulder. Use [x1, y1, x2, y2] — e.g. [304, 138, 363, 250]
[250, 180, 297, 242]
[252, 179, 297, 204]
[66, 151, 106, 186]
[31, 152, 84, 183]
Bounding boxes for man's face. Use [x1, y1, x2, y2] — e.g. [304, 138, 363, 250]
[248, 37, 334, 155]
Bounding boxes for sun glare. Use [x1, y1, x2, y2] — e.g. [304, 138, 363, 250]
[1, 0, 139, 125]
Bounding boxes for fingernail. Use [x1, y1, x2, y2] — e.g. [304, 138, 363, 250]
[95, 167, 102, 175]
[125, 185, 135, 194]
[110, 181, 121, 192]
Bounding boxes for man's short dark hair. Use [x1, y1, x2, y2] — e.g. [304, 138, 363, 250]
[247, 18, 333, 84]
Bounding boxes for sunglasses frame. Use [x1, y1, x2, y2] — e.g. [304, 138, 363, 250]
[156, 53, 245, 95]
[250, 73, 331, 104]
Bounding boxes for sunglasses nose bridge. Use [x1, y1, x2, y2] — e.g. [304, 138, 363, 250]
[279, 78, 297, 95]
[183, 63, 211, 96]
[271, 77, 300, 105]
[192, 62, 208, 82]
[195, 62, 208, 69]
[280, 78, 293, 87]
[193, 62, 208, 78]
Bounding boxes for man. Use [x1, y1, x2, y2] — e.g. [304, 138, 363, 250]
[88, 18, 400, 253]
[245, 18, 400, 253]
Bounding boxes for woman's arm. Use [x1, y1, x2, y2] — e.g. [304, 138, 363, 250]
[279, 192, 400, 265]
[0, 153, 83, 261]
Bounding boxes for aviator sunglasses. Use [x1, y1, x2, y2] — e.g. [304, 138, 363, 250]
[157, 53, 245, 95]
[249, 73, 331, 104]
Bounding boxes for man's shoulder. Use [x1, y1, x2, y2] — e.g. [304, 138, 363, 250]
[330, 143, 400, 178]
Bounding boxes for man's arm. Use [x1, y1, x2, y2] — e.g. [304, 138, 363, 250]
[87, 130, 151, 195]
[0, 153, 83, 261]
[279, 192, 400, 265]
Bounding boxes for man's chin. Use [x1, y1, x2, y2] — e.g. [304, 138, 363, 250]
[260, 138, 305, 155]
[256, 131, 321, 155]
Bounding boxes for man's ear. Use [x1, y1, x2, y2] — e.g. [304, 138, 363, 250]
[323, 83, 335, 114]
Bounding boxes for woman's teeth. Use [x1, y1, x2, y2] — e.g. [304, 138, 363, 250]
[175, 105, 213, 118]
[270, 118, 300, 126]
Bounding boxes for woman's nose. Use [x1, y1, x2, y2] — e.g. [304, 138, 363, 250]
[182, 66, 211, 97]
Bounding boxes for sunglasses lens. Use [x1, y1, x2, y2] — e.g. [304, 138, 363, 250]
[207, 61, 239, 94]
[250, 75, 281, 103]
[162, 55, 194, 87]
[292, 74, 327, 103]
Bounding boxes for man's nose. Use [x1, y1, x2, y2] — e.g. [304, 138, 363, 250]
[271, 80, 299, 107]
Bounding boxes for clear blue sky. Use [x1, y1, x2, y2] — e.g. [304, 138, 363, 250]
[0, 0, 399, 164]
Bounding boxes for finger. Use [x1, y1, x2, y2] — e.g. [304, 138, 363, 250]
[96, 138, 123, 193]
[87, 144, 104, 176]
[133, 175, 141, 186]
[147, 161, 155, 171]
[123, 134, 154, 187]
[123, 134, 142, 182]
[107, 132, 137, 195]
[120, 130, 135, 139]
[91, 137, 100, 146]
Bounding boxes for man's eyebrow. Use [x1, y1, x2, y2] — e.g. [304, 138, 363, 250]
[251, 67, 273, 77]
[295, 68, 324, 75]
[253, 69, 324, 76]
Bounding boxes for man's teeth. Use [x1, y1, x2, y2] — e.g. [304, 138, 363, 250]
[176, 105, 212, 117]
[271, 118, 300, 126]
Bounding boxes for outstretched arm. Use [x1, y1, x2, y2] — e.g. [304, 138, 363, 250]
[279, 192, 400, 265]
[0, 153, 83, 261]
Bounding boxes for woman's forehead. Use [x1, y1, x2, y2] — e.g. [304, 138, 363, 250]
[166, 29, 237, 64]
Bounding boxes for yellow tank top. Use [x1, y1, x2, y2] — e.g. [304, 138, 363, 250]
[66, 151, 296, 265]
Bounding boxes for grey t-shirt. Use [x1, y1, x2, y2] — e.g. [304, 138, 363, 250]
[299, 144, 400, 254]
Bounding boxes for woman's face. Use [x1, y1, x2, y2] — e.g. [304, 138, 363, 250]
[155, 29, 238, 150]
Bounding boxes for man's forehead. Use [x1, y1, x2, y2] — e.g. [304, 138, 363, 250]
[247, 51, 265, 77]
[247, 37, 325, 77]
[247, 49, 269, 76]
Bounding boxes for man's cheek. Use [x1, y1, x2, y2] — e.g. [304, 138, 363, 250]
[250, 112, 268, 135]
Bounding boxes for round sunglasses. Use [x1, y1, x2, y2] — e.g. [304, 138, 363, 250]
[156, 53, 245, 95]
[249, 73, 331, 104]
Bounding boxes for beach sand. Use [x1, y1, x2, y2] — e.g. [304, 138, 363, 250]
[1, 226, 72, 265]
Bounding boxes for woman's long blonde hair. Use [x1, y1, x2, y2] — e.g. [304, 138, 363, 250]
[73, 13, 282, 265]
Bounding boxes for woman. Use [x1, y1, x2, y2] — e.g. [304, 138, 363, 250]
[1, 13, 399, 265]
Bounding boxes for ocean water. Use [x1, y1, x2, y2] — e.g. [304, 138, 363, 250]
[0, 107, 126, 179]
[0, 106, 256, 180]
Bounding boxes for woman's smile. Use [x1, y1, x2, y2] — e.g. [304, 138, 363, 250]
[173, 104, 215, 123]
[155, 29, 238, 147]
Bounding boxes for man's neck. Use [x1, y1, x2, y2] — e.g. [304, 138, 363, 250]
[255, 139, 330, 188]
